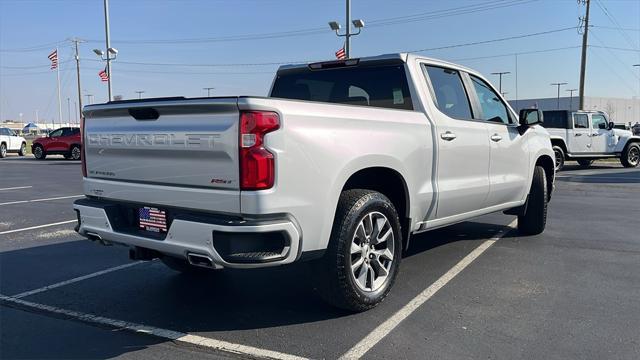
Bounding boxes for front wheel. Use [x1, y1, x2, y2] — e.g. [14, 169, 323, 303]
[18, 142, 26, 156]
[518, 166, 548, 235]
[577, 159, 594, 168]
[313, 189, 402, 312]
[621, 143, 640, 168]
[0, 143, 6, 158]
[552, 146, 565, 172]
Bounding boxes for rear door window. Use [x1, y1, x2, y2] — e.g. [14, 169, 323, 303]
[423, 65, 473, 120]
[271, 64, 413, 110]
[573, 114, 589, 129]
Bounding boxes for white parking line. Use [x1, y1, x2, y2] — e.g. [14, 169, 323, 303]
[13, 262, 143, 299]
[340, 219, 518, 360]
[0, 220, 76, 235]
[0, 194, 83, 206]
[0, 186, 32, 191]
[0, 294, 308, 360]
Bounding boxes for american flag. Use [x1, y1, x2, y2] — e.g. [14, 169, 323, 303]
[48, 49, 58, 70]
[98, 67, 109, 82]
[335, 46, 346, 60]
[139, 207, 167, 232]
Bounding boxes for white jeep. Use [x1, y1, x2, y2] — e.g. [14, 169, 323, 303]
[543, 110, 640, 170]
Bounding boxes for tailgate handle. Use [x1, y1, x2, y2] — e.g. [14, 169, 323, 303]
[128, 108, 159, 120]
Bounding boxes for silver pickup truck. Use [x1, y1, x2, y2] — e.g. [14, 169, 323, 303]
[543, 110, 640, 171]
[75, 53, 554, 311]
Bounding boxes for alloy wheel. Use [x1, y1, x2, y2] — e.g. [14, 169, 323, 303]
[349, 211, 395, 292]
[629, 146, 640, 166]
[72, 146, 81, 160]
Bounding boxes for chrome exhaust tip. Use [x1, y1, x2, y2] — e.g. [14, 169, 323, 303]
[187, 253, 215, 268]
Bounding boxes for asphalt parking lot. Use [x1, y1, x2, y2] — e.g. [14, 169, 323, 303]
[1, 156, 639, 360]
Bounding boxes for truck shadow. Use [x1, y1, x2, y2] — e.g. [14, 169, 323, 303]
[1, 219, 516, 358]
[557, 170, 640, 184]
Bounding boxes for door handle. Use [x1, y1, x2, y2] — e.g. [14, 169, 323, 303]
[440, 131, 457, 141]
[575, 133, 582, 137]
[592, 133, 600, 136]
[490, 134, 502, 142]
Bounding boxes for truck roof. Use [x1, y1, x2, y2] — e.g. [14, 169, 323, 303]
[276, 52, 478, 75]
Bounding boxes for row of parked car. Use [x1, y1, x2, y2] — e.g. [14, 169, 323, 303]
[0, 126, 82, 159]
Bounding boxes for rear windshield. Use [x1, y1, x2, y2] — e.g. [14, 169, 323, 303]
[270, 64, 414, 110]
[542, 111, 569, 129]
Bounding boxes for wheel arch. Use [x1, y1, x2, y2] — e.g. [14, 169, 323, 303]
[535, 154, 555, 200]
[340, 166, 411, 250]
[550, 137, 568, 154]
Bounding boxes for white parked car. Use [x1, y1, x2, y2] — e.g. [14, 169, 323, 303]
[0, 127, 27, 158]
[544, 110, 640, 170]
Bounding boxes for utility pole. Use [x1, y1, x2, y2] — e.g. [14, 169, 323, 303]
[578, 0, 590, 110]
[103, 0, 113, 101]
[491, 71, 510, 93]
[203, 87, 215, 97]
[135, 90, 145, 99]
[551, 82, 568, 109]
[74, 101, 78, 124]
[566, 88, 578, 111]
[71, 38, 84, 124]
[55, 46, 62, 129]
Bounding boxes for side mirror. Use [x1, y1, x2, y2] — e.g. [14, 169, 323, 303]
[519, 109, 543, 126]
[608, 121, 615, 130]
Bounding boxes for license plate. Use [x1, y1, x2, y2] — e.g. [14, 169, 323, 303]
[138, 206, 167, 233]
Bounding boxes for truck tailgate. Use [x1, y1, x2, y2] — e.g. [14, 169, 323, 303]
[83, 98, 241, 210]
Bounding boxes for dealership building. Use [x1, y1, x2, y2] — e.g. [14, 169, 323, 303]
[509, 96, 640, 127]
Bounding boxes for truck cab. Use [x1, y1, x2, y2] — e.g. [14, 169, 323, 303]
[544, 110, 640, 170]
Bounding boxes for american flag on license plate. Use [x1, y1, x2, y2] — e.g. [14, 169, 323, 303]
[139, 207, 167, 232]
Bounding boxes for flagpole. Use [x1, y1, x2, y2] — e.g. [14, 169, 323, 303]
[55, 47, 62, 129]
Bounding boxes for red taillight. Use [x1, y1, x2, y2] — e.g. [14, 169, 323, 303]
[80, 116, 87, 177]
[239, 111, 280, 190]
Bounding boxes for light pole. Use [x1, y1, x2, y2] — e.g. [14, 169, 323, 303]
[203, 87, 215, 97]
[566, 89, 578, 111]
[67, 97, 71, 125]
[93, 0, 117, 101]
[328, 0, 365, 59]
[551, 82, 568, 109]
[135, 90, 145, 99]
[501, 91, 508, 99]
[491, 71, 510, 93]
[84, 94, 94, 105]
[634, 64, 639, 122]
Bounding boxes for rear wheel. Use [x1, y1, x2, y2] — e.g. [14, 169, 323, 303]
[0, 143, 6, 158]
[33, 144, 46, 160]
[70, 145, 81, 160]
[621, 143, 640, 168]
[18, 142, 26, 156]
[313, 189, 402, 312]
[577, 159, 594, 168]
[552, 146, 565, 172]
[518, 166, 548, 235]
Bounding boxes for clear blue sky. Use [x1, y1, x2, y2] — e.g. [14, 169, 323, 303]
[1, 0, 639, 123]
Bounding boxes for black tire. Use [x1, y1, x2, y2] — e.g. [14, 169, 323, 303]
[552, 146, 565, 172]
[577, 159, 594, 168]
[518, 166, 548, 236]
[160, 256, 214, 275]
[70, 145, 81, 160]
[18, 142, 26, 156]
[0, 143, 6, 158]
[312, 189, 402, 312]
[33, 144, 46, 160]
[620, 143, 640, 168]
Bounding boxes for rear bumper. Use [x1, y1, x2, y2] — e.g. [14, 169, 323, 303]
[73, 198, 301, 269]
